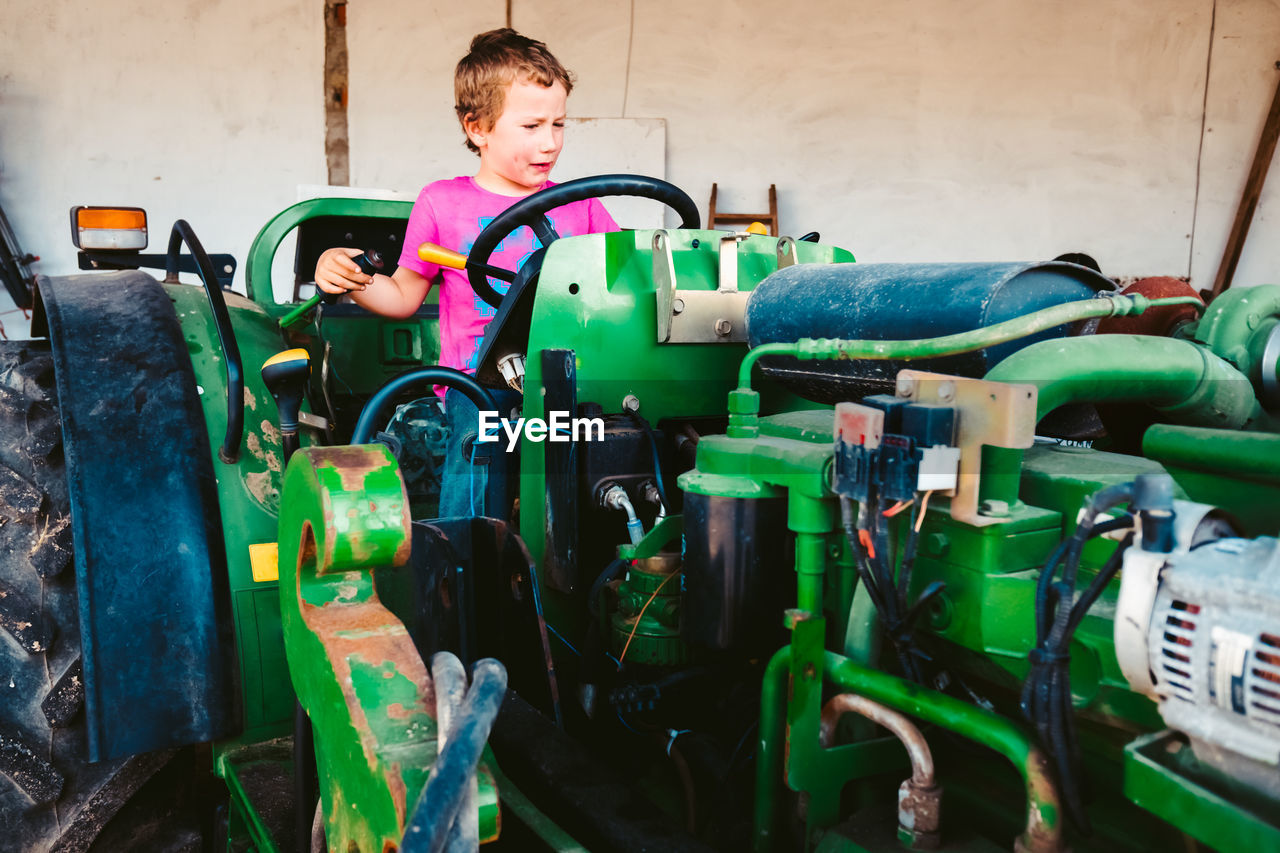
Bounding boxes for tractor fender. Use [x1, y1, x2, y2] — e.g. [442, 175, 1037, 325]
[32, 271, 237, 761]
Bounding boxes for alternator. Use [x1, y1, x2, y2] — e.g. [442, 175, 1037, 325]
[1150, 536, 1280, 796]
[1118, 516, 1280, 798]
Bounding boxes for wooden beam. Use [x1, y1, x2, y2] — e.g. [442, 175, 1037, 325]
[1209, 61, 1280, 299]
[324, 1, 350, 187]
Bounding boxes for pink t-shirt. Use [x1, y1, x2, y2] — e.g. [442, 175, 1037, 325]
[397, 176, 619, 376]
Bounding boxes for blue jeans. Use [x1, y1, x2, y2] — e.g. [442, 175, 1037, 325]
[438, 386, 523, 519]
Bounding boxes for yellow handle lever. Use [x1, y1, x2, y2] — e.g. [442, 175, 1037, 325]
[419, 242, 468, 270]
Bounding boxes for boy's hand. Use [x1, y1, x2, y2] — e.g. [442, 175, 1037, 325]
[315, 247, 373, 294]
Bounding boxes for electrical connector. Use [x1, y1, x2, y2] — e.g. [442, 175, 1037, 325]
[918, 446, 960, 492]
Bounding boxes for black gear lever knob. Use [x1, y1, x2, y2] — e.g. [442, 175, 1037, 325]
[261, 348, 311, 463]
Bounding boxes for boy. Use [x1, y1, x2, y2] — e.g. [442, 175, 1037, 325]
[315, 28, 618, 516]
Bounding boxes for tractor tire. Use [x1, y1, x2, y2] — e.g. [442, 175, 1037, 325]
[0, 340, 178, 852]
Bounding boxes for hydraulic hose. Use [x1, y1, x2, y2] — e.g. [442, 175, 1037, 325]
[167, 220, 245, 463]
[754, 647, 1064, 853]
[735, 294, 1201, 391]
[430, 653, 475, 852]
[824, 653, 1063, 852]
[821, 694, 942, 846]
[819, 694, 934, 786]
[401, 658, 508, 853]
[351, 367, 498, 445]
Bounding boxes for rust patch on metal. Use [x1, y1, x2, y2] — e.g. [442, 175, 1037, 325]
[393, 517, 413, 566]
[298, 583, 438, 783]
[898, 780, 942, 848]
[1020, 747, 1065, 853]
[1097, 276, 1202, 337]
[244, 471, 276, 505]
[317, 446, 391, 491]
[386, 761, 410, 828]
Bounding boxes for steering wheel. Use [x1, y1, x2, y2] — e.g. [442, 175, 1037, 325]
[467, 174, 701, 309]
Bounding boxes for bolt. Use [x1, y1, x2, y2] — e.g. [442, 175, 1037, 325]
[673, 297, 685, 314]
[622, 394, 640, 413]
[714, 318, 732, 337]
[927, 593, 953, 630]
[938, 380, 956, 402]
[897, 377, 915, 398]
[924, 533, 949, 557]
[979, 499, 1010, 518]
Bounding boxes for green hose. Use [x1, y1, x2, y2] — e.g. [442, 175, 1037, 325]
[737, 294, 1202, 390]
[986, 334, 1260, 426]
[979, 334, 1264, 506]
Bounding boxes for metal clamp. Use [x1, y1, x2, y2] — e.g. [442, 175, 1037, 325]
[654, 230, 752, 343]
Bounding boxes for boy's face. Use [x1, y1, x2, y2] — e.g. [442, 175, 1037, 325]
[468, 77, 568, 196]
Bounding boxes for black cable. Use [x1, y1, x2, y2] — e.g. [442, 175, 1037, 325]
[588, 557, 630, 618]
[840, 495, 930, 684]
[895, 500, 922, 610]
[1067, 531, 1133, 636]
[1022, 486, 1136, 832]
[630, 413, 669, 509]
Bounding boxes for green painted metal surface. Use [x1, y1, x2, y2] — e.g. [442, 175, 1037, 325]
[1125, 731, 1280, 851]
[519, 228, 852, 640]
[979, 330, 1279, 505]
[169, 283, 302, 744]
[1143, 424, 1280, 536]
[610, 556, 686, 666]
[755, 619, 1063, 853]
[244, 197, 412, 311]
[1189, 283, 1280, 376]
[242, 196, 441, 427]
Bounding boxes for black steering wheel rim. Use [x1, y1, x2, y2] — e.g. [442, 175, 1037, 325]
[467, 174, 701, 308]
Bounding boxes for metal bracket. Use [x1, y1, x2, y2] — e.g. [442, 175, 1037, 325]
[654, 230, 676, 343]
[894, 370, 1037, 527]
[655, 230, 755, 343]
[776, 236, 798, 270]
[298, 411, 329, 431]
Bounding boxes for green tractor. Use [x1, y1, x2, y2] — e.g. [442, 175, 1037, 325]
[3, 175, 1279, 853]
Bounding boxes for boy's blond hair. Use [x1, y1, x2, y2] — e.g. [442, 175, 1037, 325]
[455, 28, 575, 155]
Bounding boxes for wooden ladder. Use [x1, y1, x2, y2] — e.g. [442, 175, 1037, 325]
[707, 183, 778, 235]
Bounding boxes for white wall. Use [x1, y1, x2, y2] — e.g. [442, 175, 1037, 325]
[0, 0, 326, 337]
[2, 0, 1278, 340]
[1191, 0, 1280, 289]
